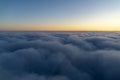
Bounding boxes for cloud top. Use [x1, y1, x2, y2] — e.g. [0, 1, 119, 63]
[0, 31, 120, 80]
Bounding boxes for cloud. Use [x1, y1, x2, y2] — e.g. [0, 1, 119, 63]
[0, 32, 120, 80]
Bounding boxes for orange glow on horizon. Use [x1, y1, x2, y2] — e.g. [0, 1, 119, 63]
[0, 25, 120, 31]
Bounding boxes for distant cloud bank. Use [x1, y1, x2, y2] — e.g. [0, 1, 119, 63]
[0, 31, 120, 80]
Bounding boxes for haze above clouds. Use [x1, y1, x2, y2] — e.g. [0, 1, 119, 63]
[1, 0, 120, 31]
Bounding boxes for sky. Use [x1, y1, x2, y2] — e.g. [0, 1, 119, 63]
[0, 0, 120, 31]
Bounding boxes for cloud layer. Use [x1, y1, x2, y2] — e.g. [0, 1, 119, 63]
[0, 31, 120, 80]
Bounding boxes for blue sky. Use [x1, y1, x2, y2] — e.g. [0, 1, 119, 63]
[0, 0, 120, 31]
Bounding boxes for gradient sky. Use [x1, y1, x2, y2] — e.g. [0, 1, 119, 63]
[0, 0, 120, 31]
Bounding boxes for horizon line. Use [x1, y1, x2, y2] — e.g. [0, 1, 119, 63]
[0, 30, 120, 32]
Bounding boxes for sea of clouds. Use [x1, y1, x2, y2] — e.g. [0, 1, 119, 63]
[0, 31, 120, 80]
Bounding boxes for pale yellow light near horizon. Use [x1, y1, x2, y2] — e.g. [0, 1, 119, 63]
[2, 26, 120, 31]
[81, 12, 120, 27]
[1, 11, 120, 31]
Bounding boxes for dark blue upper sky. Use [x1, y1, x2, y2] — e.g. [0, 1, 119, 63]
[0, 0, 120, 31]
